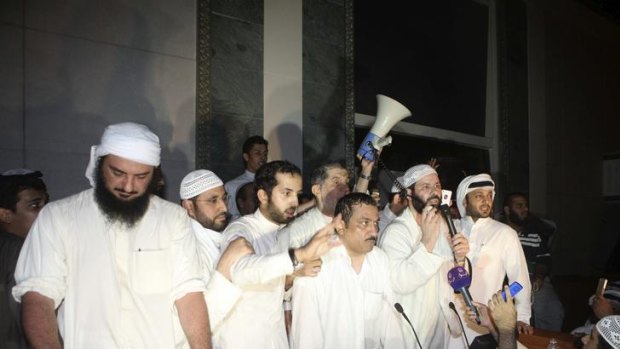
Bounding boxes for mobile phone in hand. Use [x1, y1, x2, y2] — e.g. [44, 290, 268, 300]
[596, 278, 608, 296]
[501, 281, 523, 301]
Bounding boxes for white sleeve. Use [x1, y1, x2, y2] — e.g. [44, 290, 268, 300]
[12, 206, 67, 308]
[204, 271, 242, 332]
[290, 277, 323, 349]
[172, 214, 207, 301]
[231, 252, 293, 286]
[378, 222, 445, 294]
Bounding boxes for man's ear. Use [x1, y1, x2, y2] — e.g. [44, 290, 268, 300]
[0, 208, 14, 224]
[257, 188, 269, 205]
[181, 200, 196, 220]
[242, 153, 249, 163]
[503, 205, 510, 217]
[311, 184, 321, 200]
[335, 219, 346, 236]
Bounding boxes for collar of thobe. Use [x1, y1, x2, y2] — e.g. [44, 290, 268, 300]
[461, 216, 493, 236]
[253, 208, 284, 231]
[244, 170, 255, 179]
[191, 218, 223, 247]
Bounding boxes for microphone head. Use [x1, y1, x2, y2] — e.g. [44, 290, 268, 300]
[447, 266, 472, 290]
[448, 301, 456, 310]
[439, 204, 451, 215]
[394, 303, 404, 313]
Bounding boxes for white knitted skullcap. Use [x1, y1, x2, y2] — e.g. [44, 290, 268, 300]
[390, 176, 404, 193]
[179, 170, 224, 200]
[455, 173, 495, 218]
[402, 164, 437, 188]
[597, 315, 620, 349]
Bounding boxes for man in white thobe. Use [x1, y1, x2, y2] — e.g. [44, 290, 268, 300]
[291, 193, 406, 349]
[377, 176, 408, 238]
[179, 170, 248, 342]
[449, 173, 532, 348]
[217, 160, 341, 349]
[224, 136, 268, 219]
[13, 122, 211, 349]
[378, 164, 469, 349]
[276, 162, 350, 251]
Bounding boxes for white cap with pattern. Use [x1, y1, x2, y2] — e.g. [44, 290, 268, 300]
[179, 170, 224, 200]
[597, 315, 620, 349]
[402, 164, 437, 188]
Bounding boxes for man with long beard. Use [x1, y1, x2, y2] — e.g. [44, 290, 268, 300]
[13, 122, 211, 349]
[450, 174, 532, 348]
[216, 160, 341, 349]
[378, 164, 469, 349]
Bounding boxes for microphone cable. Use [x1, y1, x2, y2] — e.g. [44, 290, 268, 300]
[449, 301, 471, 348]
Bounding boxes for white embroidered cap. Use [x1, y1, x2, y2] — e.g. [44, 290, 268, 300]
[597, 315, 620, 349]
[179, 170, 224, 200]
[402, 164, 437, 188]
[390, 176, 405, 193]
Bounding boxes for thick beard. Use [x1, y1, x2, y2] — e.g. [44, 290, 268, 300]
[411, 193, 440, 214]
[94, 165, 154, 229]
[267, 198, 295, 225]
[508, 208, 527, 226]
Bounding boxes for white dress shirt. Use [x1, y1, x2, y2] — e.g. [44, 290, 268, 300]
[13, 189, 204, 349]
[291, 245, 406, 349]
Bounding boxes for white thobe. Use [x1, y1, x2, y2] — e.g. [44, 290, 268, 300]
[224, 170, 254, 219]
[291, 245, 406, 349]
[378, 204, 398, 239]
[190, 219, 241, 346]
[217, 209, 294, 349]
[276, 207, 331, 251]
[12, 189, 205, 349]
[449, 216, 532, 348]
[377, 208, 461, 349]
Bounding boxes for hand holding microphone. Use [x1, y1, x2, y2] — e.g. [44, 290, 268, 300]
[447, 266, 481, 325]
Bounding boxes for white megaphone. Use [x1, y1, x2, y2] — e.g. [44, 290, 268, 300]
[357, 94, 412, 161]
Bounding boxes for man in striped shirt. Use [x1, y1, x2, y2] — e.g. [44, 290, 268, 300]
[502, 192, 564, 331]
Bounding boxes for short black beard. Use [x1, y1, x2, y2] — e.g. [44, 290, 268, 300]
[94, 162, 155, 229]
[508, 208, 527, 226]
[411, 193, 440, 214]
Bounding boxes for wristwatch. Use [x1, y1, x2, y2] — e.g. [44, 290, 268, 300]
[288, 248, 300, 268]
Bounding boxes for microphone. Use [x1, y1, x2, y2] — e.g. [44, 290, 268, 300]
[449, 301, 471, 348]
[438, 204, 457, 238]
[394, 303, 423, 349]
[447, 266, 481, 325]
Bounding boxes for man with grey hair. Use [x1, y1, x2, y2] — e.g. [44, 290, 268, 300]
[276, 162, 351, 251]
[378, 164, 469, 349]
[13, 122, 212, 349]
[450, 173, 532, 348]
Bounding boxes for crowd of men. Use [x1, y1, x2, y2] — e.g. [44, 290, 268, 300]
[2, 121, 617, 349]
